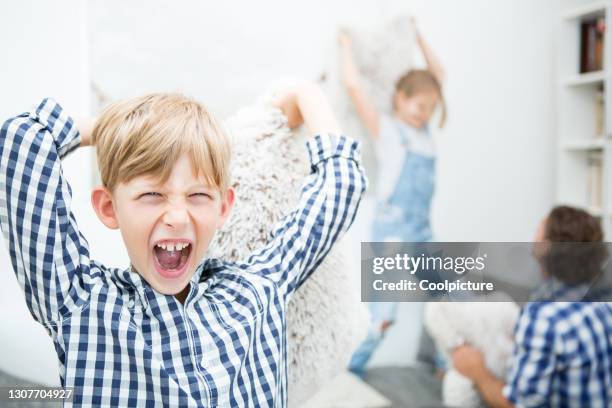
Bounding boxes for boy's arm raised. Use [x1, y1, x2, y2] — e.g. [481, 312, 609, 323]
[0, 99, 92, 329]
[243, 84, 367, 302]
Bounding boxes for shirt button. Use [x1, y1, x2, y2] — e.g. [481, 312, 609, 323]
[128, 299, 135, 309]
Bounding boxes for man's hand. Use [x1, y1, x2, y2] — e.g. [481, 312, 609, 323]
[452, 344, 487, 381]
[452, 344, 515, 408]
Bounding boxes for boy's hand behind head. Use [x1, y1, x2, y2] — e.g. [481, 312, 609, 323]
[273, 83, 341, 136]
[273, 90, 304, 129]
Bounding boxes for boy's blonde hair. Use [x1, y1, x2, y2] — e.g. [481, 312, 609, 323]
[394, 69, 447, 129]
[92, 93, 231, 193]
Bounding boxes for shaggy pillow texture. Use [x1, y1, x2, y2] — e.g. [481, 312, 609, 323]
[343, 16, 416, 113]
[325, 15, 416, 141]
[208, 102, 369, 406]
[424, 294, 520, 408]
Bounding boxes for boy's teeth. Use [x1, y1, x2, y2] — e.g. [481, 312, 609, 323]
[156, 242, 190, 251]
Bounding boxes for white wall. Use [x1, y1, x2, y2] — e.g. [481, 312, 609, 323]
[0, 0, 589, 384]
[88, 0, 581, 244]
[89, 0, 385, 117]
[0, 0, 93, 385]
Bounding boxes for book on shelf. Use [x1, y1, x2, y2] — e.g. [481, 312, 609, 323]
[595, 86, 605, 137]
[580, 17, 606, 73]
[587, 151, 603, 209]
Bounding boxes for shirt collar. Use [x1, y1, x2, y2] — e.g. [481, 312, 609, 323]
[113, 257, 222, 311]
[530, 277, 612, 302]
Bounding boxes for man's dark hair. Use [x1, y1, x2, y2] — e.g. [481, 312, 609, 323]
[544, 206, 608, 285]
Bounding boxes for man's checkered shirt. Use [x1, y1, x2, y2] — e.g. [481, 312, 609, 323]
[503, 284, 612, 407]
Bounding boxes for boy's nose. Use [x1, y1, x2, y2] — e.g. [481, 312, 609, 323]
[162, 207, 189, 228]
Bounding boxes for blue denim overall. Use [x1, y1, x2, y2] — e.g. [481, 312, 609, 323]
[371, 124, 435, 242]
[349, 122, 436, 376]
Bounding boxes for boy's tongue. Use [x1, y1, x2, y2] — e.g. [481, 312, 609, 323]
[154, 246, 182, 270]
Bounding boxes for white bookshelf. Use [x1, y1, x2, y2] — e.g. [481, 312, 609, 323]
[562, 1, 611, 20]
[562, 70, 605, 86]
[557, 1, 612, 235]
[560, 138, 605, 150]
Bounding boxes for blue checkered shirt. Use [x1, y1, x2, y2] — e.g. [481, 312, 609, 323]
[503, 286, 612, 407]
[0, 99, 367, 407]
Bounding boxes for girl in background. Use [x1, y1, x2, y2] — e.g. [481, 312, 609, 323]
[340, 19, 447, 376]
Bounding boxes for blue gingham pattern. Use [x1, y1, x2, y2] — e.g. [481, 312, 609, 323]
[503, 300, 612, 407]
[0, 99, 367, 407]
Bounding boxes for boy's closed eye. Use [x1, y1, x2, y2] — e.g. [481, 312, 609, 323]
[137, 192, 164, 202]
[137, 192, 213, 201]
[188, 192, 215, 203]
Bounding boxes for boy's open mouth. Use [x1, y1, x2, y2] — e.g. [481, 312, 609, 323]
[153, 240, 192, 278]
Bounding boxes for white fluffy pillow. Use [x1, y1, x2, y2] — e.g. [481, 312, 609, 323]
[324, 15, 416, 140]
[343, 16, 416, 114]
[424, 294, 519, 408]
[208, 102, 369, 406]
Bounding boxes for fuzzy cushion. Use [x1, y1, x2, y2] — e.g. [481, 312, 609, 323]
[424, 294, 520, 408]
[208, 102, 369, 406]
[324, 15, 416, 141]
[342, 16, 416, 114]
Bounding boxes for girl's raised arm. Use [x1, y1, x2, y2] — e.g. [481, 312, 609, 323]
[339, 32, 381, 139]
[414, 18, 446, 85]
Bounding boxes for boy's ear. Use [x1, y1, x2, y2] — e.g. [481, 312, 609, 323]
[91, 186, 119, 230]
[217, 187, 235, 228]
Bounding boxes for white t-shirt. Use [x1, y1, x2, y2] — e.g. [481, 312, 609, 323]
[375, 114, 436, 204]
